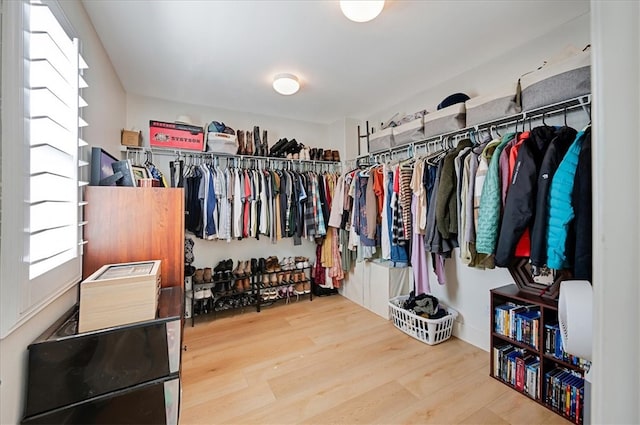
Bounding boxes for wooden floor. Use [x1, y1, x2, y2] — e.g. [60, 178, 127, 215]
[180, 295, 567, 425]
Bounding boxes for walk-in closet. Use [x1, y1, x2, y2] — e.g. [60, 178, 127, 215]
[1, 1, 639, 425]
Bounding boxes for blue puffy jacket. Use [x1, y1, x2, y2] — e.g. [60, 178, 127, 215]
[546, 130, 586, 269]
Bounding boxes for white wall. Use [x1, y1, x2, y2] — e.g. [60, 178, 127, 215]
[590, 1, 640, 423]
[365, 13, 591, 133]
[125, 93, 336, 270]
[126, 93, 334, 154]
[0, 1, 126, 424]
[349, 13, 591, 351]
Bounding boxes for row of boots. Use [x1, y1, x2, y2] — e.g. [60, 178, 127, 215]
[237, 126, 269, 156]
[235, 126, 340, 162]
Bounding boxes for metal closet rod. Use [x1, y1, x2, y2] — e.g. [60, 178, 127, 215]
[123, 146, 342, 171]
[361, 94, 591, 165]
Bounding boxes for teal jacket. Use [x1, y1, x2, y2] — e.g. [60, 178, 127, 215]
[476, 133, 516, 254]
[546, 130, 586, 269]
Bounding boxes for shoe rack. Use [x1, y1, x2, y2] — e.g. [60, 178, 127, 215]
[186, 256, 313, 326]
[255, 256, 313, 313]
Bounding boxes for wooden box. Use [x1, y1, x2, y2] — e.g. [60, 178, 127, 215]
[79, 260, 161, 333]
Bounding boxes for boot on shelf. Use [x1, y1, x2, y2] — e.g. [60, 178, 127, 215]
[245, 130, 253, 156]
[253, 126, 262, 156]
[237, 130, 245, 155]
[262, 130, 268, 156]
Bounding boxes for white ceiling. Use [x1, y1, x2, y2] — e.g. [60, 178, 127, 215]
[82, 0, 589, 125]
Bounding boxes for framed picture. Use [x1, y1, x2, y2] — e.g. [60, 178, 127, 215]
[508, 257, 571, 300]
[131, 165, 149, 186]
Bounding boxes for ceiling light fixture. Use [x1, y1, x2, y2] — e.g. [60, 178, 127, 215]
[340, 0, 385, 23]
[272, 73, 300, 96]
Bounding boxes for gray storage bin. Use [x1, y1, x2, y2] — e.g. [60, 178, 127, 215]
[392, 117, 425, 147]
[465, 83, 521, 126]
[520, 49, 591, 111]
[423, 103, 466, 138]
[368, 127, 393, 153]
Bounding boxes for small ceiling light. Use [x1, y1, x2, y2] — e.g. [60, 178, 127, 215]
[272, 73, 300, 96]
[340, 0, 385, 23]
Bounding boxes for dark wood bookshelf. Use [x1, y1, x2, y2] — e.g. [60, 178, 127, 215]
[490, 284, 587, 424]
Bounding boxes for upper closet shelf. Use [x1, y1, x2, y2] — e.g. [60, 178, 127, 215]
[360, 94, 591, 165]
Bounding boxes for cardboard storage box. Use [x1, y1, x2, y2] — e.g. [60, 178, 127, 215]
[149, 120, 205, 151]
[121, 129, 142, 147]
[79, 260, 161, 333]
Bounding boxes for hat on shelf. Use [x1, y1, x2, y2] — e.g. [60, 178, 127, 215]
[437, 93, 470, 110]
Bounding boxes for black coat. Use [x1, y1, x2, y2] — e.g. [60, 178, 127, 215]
[529, 126, 578, 268]
[495, 126, 558, 267]
[571, 128, 592, 280]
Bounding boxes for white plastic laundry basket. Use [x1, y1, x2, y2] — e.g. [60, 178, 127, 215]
[389, 295, 458, 345]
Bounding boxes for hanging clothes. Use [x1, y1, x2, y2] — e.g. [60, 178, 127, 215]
[546, 128, 589, 271]
[529, 126, 578, 270]
[495, 126, 557, 266]
[476, 133, 516, 255]
[571, 130, 592, 280]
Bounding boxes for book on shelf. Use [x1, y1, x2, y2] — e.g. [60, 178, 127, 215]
[515, 309, 541, 349]
[544, 322, 591, 370]
[515, 356, 526, 391]
[525, 359, 540, 400]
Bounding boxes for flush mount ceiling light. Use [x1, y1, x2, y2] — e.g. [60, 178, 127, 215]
[340, 0, 385, 23]
[272, 73, 300, 96]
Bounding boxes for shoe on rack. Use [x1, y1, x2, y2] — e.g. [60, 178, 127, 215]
[309, 148, 317, 161]
[233, 279, 244, 292]
[269, 288, 278, 300]
[303, 281, 311, 294]
[194, 288, 205, 300]
[258, 257, 266, 273]
[194, 268, 204, 285]
[233, 260, 246, 277]
[317, 148, 324, 161]
[261, 289, 270, 302]
[251, 258, 258, 274]
[265, 257, 274, 273]
[332, 150, 341, 162]
[243, 278, 251, 291]
[261, 274, 270, 288]
[203, 267, 213, 283]
[323, 150, 333, 161]
[242, 260, 251, 276]
[294, 283, 305, 295]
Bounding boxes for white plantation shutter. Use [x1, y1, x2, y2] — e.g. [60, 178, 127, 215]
[0, 0, 87, 337]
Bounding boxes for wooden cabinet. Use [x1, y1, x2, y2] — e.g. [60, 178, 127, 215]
[490, 284, 588, 424]
[83, 186, 185, 288]
[340, 261, 411, 320]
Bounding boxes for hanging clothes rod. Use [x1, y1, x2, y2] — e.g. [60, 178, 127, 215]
[123, 146, 342, 170]
[361, 94, 591, 165]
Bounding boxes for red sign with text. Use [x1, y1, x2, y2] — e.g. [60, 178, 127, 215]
[149, 120, 205, 151]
